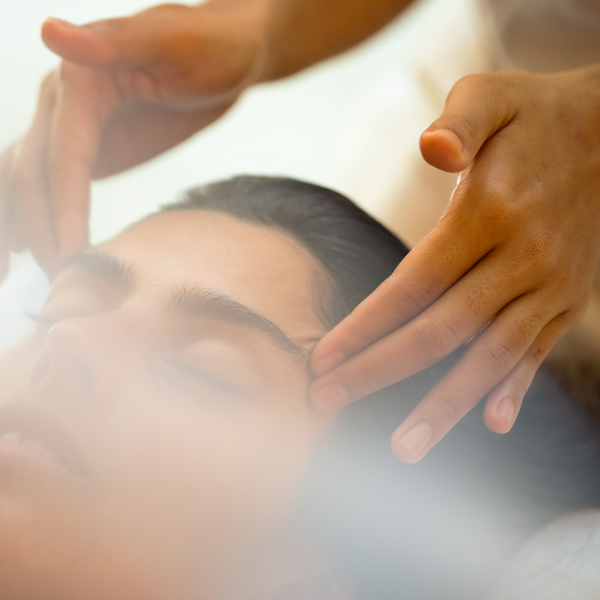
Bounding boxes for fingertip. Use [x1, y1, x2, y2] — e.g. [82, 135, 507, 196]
[310, 349, 346, 377]
[42, 17, 79, 34]
[391, 422, 434, 463]
[42, 17, 116, 63]
[55, 211, 89, 261]
[391, 438, 425, 464]
[32, 249, 60, 283]
[308, 380, 349, 413]
[391, 443, 421, 464]
[58, 233, 88, 264]
[420, 128, 470, 173]
[483, 395, 516, 434]
[42, 17, 82, 48]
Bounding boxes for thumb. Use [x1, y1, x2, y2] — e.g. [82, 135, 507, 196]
[42, 17, 132, 66]
[41, 6, 195, 68]
[419, 73, 518, 173]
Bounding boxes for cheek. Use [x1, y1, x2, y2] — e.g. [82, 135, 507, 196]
[95, 389, 324, 570]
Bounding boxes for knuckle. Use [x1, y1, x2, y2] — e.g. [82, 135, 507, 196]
[527, 342, 549, 367]
[569, 300, 589, 324]
[450, 72, 502, 107]
[480, 339, 519, 375]
[390, 275, 437, 314]
[477, 189, 523, 231]
[529, 315, 571, 366]
[553, 270, 590, 301]
[519, 231, 554, 273]
[453, 183, 517, 232]
[445, 111, 479, 147]
[478, 69, 526, 100]
[341, 310, 377, 350]
[502, 369, 531, 403]
[353, 363, 386, 394]
[490, 69, 527, 90]
[453, 72, 492, 94]
[412, 316, 460, 359]
[493, 227, 556, 284]
[431, 396, 461, 425]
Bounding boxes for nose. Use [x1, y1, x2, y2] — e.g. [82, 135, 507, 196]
[70, 357, 95, 390]
[31, 315, 124, 397]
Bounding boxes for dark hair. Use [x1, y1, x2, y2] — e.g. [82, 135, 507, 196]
[164, 176, 600, 599]
[162, 175, 408, 329]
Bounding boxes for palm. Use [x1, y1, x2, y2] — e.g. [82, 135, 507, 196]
[89, 67, 234, 179]
[0, 1, 264, 274]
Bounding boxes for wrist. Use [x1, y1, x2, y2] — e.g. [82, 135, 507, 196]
[196, 0, 277, 84]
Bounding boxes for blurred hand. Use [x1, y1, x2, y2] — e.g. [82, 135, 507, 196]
[310, 66, 600, 462]
[0, 0, 269, 278]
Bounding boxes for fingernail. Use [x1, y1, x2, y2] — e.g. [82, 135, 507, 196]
[423, 128, 468, 165]
[496, 397, 515, 423]
[310, 382, 349, 412]
[312, 351, 346, 376]
[441, 129, 464, 152]
[398, 423, 434, 458]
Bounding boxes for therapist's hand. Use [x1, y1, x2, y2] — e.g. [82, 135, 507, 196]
[310, 66, 600, 462]
[0, 0, 268, 278]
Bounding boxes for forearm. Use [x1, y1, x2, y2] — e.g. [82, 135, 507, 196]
[260, 0, 415, 80]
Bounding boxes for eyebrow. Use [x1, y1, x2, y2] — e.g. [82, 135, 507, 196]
[58, 252, 136, 296]
[58, 252, 306, 358]
[167, 286, 307, 358]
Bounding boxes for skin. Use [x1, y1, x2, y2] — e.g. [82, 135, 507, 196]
[0, 0, 412, 272]
[310, 66, 600, 461]
[0, 210, 334, 600]
[1, 0, 600, 463]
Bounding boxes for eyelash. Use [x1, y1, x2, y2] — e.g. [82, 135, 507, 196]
[163, 359, 238, 395]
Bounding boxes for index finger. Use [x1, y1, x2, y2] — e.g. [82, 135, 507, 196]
[9, 73, 61, 276]
[47, 64, 112, 261]
[310, 206, 493, 376]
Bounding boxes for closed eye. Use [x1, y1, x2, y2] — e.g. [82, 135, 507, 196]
[163, 359, 240, 396]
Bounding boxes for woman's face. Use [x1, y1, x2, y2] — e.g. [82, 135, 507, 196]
[0, 211, 334, 600]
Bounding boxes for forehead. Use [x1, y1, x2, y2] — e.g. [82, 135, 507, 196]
[97, 210, 327, 338]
